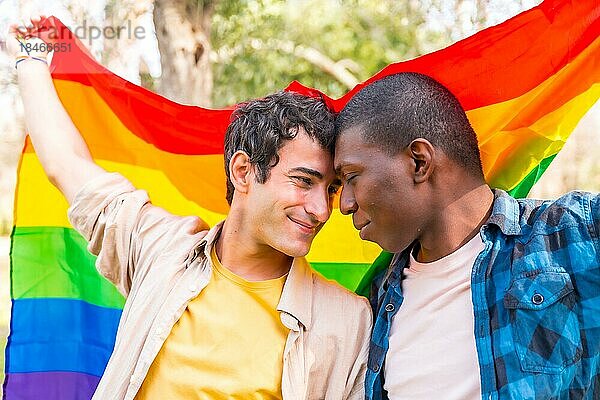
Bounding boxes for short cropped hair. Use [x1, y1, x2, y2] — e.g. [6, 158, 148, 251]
[224, 91, 335, 205]
[335, 72, 484, 179]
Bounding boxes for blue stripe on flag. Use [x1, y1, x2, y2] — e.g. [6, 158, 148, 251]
[7, 298, 121, 376]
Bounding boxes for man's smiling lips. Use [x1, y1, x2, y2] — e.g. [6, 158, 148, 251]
[288, 216, 318, 234]
[354, 221, 371, 238]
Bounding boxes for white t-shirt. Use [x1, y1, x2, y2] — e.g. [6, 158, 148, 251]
[384, 234, 485, 399]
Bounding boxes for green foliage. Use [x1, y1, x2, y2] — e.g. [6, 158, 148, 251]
[211, 0, 440, 107]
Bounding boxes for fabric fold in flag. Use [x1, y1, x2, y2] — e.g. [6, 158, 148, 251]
[5, 0, 599, 398]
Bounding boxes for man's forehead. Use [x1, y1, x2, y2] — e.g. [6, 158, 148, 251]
[279, 149, 335, 176]
[334, 126, 371, 168]
[336, 124, 372, 151]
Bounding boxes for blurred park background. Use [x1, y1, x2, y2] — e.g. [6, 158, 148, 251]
[0, 0, 598, 393]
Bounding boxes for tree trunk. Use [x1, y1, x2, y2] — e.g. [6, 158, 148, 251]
[103, 0, 153, 85]
[153, 0, 214, 106]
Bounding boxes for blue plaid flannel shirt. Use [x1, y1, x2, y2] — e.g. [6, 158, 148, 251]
[365, 189, 600, 400]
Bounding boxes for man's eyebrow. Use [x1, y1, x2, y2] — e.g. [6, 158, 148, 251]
[288, 167, 323, 179]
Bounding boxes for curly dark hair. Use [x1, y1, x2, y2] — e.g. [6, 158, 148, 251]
[224, 91, 335, 205]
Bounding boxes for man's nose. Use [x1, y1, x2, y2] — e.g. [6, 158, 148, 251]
[339, 185, 358, 215]
[306, 187, 333, 223]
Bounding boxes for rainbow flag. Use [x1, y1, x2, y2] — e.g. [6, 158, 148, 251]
[4, 0, 599, 398]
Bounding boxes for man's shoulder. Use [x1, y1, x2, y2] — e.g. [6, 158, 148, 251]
[513, 190, 598, 233]
[310, 270, 371, 317]
[307, 271, 372, 346]
[505, 191, 599, 278]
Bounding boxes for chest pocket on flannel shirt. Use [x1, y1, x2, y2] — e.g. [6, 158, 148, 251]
[503, 271, 582, 374]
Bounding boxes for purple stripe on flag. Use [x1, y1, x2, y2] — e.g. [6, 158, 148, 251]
[3, 371, 100, 400]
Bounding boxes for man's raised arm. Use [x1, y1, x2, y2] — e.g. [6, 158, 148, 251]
[8, 16, 106, 204]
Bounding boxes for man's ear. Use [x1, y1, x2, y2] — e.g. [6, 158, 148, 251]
[229, 150, 253, 195]
[407, 139, 435, 183]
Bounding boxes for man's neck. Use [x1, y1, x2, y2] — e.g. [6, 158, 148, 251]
[214, 218, 292, 281]
[417, 182, 494, 263]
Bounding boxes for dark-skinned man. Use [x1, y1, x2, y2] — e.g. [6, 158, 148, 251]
[334, 72, 600, 400]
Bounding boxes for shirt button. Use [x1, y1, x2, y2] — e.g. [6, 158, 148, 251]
[385, 303, 395, 312]
[532, 293, 544, 305]
[373, 363, 380, 372]
[189, 285, 197, 292]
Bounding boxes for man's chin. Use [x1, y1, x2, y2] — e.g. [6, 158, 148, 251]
[361, 230, 408, 253]
[362, 235, 391, 251]
[276, 240, 312, 258]
[359, 224, 376, 244]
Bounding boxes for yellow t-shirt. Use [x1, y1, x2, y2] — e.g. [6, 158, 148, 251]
[136, 246, 289, 399]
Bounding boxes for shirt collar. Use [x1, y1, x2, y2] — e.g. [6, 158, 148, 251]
[485, 189, 522, 236]
[277, 257, 313, 331]
[199, 221, 224, 259]
[196, 220, 313, 331]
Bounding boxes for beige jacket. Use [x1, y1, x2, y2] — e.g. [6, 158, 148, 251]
[67, 173, 372, 400]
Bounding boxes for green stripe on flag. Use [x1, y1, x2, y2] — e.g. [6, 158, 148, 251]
[508, 154, 557, 198]
[11, 226, 374, 304]
[310, 262, 372, 292]
[11, 226, 125, 308]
